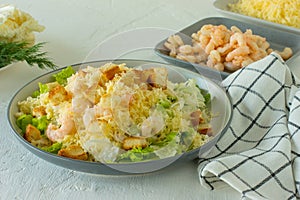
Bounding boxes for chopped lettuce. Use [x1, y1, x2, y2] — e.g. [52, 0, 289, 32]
[39, 82, 49, 94]
[32, 66, 75, 97]
[152, 131, 195, 159]
[16, 114, 49, 135]
[195, 85, 211, 105]
[41, 142, 62, 154]
[53, 66, 75, 85]
[16, 114, 33, 134]
[32, 82, 49, 97]
[200, 89, 211, 105]
[158, 99, 171, 109]
[153, 138, 179, 159]
[117, 132, 180, 162]
[151, 132, 177, 147]
[179, 131, 195, 151]
[117, 146, 156, 162]
[32, 116, 49, 133]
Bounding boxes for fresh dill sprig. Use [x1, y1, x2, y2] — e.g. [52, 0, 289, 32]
[0, 41, 57, 69]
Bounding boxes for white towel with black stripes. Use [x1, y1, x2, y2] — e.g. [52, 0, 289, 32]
[198, 53, 300, 200]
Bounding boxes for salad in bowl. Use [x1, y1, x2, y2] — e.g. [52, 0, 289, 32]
[8, 60, 232, 175]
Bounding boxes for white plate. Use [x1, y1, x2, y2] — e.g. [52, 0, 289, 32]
[213, 0, 300, 35]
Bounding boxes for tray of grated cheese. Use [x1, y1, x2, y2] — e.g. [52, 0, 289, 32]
[213, 0, 300, 35]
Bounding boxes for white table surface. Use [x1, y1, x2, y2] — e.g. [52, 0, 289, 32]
[1, 1, 299, 199]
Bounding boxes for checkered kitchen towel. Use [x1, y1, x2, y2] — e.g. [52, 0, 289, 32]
[198, 53, 300, 200]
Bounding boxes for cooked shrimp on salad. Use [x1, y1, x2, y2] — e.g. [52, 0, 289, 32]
[15, 63, 212, 163]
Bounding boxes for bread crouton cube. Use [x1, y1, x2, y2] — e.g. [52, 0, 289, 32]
[146, 68, 167, 89]
[58, 145, 88, 160]
[103, 65, 124, 80]
[122, 137, 148, 150]
[48, 85, 71, 105]
[32, 106, 46, 118]
[24, 124, 41, 142]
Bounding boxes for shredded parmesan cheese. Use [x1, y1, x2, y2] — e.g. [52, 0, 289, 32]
[0, 4, 45, 45]
[228, 0, 300, 29]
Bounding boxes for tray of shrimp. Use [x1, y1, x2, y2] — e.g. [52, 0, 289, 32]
[154, 17, 300, 80]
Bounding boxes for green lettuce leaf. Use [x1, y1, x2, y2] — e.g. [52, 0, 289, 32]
[32, 116, 49, 133]
[41, 142, 62, 154]
[16, 114, 33, 134]
[117, 146, 156, 162]
[53, 66, 75, 85]
[32, 82, 49, 97]
[151, 132, 177, 147]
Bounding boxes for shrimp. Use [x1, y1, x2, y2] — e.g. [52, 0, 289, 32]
[231, 26, 242, 33]
[207, 50, 225, 71]
[205, 40, 216, 54]
[207, 50, 222, 69]
[217, 43, 232, 56]
[176, 54, 197, 63]
[46, 111, 76, 142]
[211, 25, 231, 46]
[249, 49, 267, 61]
[224, 62, 240, 72]
[197, 25, 231, 54]
[230, 32, 246, 47]
[164, 35, 184, 57]
[164, 42, 177, 57]
[197, 34, 210, 47]
[241, 57, 254, 67]
[165, 24, 293, 73]
[178, 45, 193, 54]
[232, 56, 252, 68]
[177, 43, 208, 64]
[193, 43, 208, 62]
[273, 47, 293, 60]
[192, 25, 213, 49]
[214, 63, 225, 71]
[226, 46, 250, 62]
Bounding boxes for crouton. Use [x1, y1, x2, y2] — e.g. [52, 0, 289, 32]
[146, 68, 167, 89]
[197, 124, 213, 136]
[58, 145, 88, 160]
[32, 106, 46, 118]
[103, 65, 124, 80]
[24, 124, 41, 142]
[190, 110, 204, 127]
[48, 85, 71, 105]
[24, 124, 51, 147]
[98, 65, 124, 87]
[122, 137, 148, 150]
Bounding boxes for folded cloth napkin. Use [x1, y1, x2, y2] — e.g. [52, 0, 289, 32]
[198, 52, 300, 200]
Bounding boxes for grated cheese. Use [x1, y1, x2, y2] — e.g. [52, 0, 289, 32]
[228, 0, 300, 29]
[0, 4, 45, 45]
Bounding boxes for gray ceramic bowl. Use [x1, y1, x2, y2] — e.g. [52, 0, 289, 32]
[8, 59, 232, 175]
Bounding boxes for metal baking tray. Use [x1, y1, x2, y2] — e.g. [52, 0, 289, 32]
[154, 17, 300, 80]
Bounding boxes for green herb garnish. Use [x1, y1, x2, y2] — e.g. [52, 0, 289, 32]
[0, 41, 57, 69]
